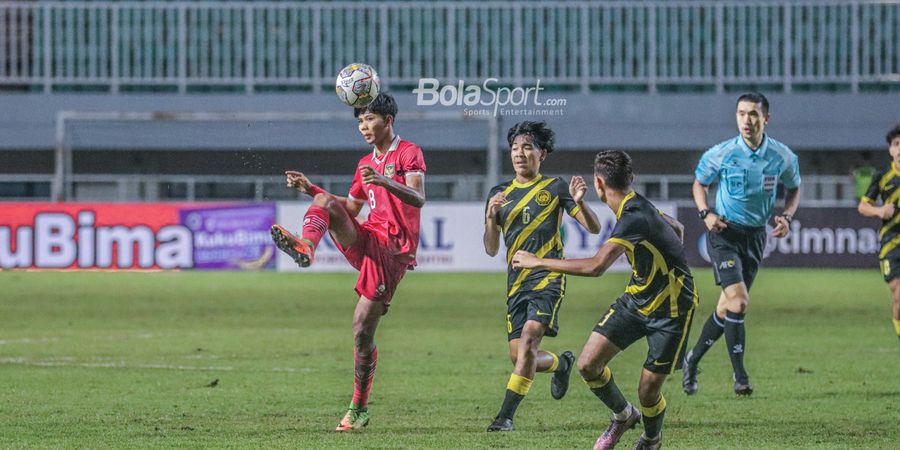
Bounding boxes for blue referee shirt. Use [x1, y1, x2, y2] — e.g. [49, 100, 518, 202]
[695, 134, 801, 227]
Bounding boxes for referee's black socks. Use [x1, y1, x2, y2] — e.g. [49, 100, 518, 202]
[688, 311, 725, 364]
[723, 311, 748, 381]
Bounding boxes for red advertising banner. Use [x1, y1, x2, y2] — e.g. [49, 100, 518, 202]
[0, 202, 276, 270]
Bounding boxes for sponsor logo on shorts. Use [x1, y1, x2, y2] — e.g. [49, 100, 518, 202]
[536, 190, 552, 206]
[534, 310, 551, 317]
[718, 260, 736, 270]
[651, 360, 671, 366]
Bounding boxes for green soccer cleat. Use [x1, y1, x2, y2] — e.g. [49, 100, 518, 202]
[335, 406, 369, 431]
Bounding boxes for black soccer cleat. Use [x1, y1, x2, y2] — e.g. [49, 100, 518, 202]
[733, 375, 753, 396]
[631, 434, 662, 450]
[486, 415, 514, 432]
[682, 350, 699, 396]
[551, 350, 575, 400]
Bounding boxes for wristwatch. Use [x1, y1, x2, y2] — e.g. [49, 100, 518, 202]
[698, 209, 711, 219]
[779, 213, 793, 224]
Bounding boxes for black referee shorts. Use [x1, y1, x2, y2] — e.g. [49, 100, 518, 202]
[706, 222, 767, 290]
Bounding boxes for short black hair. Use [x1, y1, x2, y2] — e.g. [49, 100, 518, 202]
[887, 124, 900, 144]
[736, 91, 769, 116]
[354, 92, 398, 120]
[507, 121, 555, 154]
[593, 150, 634, 191]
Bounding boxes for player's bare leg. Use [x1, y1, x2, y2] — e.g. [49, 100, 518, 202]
[336, 296, 385, 431]
[272, 193, 358, 267]
[579, 333, 640, 450]
[507, 337, 574, 400]
[889, 278, 900, 339]
[488, 321, 548, 431]
[631, 369, 668, 450]
[720, 282, 752, 395]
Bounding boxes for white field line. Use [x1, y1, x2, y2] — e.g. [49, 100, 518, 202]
[0, 337, 60, 345]
[0, 357, 311, 373]
[0, 332, 201, 346]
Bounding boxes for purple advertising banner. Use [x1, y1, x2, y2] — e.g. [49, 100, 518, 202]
[179, 203, 276, 270]
[679, 207, 880, 268]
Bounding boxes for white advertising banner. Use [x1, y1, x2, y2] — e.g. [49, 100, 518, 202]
[276, 201, 676, 273]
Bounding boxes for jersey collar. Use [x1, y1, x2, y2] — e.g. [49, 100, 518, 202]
[372, 135, 401, 164]
[616, 191, 636, 219]
[511, 173, 544, 188]
[737, 133, 769, 159]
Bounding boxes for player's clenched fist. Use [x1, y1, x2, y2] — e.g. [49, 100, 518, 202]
[569, 176, 587, 203]
[703, 212, 728, 233]
[880, 203, 896, 220]
[486, 191, 507, 220]
[359, 165, 388, 186]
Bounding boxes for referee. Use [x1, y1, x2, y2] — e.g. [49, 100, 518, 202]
[682, 92, 801, 396]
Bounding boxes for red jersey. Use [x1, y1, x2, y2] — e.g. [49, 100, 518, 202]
[349, 136, 426, 265]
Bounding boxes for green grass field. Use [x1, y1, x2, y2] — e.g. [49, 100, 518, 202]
[0, 269, 897, 449]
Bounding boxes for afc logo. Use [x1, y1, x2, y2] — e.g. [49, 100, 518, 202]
[718, 260, 736, 270]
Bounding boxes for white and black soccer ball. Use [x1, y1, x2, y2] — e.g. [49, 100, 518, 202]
[335, 63, 380, 107]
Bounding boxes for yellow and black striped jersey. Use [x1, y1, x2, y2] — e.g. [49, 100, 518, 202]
[863, 163, 900, 259]
[486, 175, 581, 298]
[607, 192, 697, 318]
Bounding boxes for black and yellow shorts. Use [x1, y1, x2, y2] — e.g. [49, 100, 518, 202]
[879, 254, 900, 282]
[506, 288, 563, 341]
[593, 298, 696, 375]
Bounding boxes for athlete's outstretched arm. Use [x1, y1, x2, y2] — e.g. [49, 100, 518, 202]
[359, 165, 426, 208]
[859, 197, 895, 220]
[570, 176, 601, 234]
[512, 241, 626, 277]
[286, 170, 364, 217]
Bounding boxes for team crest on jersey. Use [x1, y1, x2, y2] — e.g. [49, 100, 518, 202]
[384, 163, 395, 177]
[536, 190, 552, 206]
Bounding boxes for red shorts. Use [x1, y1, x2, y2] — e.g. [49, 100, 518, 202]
[333, 220, 410, 308]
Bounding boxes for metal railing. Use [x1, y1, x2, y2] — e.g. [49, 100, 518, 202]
[0, 173, 859, 207]
[1, 1, 897, 93]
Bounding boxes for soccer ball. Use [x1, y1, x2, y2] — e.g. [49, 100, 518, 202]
[335, 63, 380, 107]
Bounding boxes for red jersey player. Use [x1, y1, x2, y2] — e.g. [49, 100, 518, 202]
[270, 93, 426, 431]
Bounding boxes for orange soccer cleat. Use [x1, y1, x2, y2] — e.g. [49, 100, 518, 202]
[270, 224, 315, 268]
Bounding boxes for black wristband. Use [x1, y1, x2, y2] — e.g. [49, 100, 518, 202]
[698, 208, 711, 219]
[779, 213, 793, 224]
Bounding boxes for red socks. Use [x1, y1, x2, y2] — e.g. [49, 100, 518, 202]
[351, 347, 378, 409]
[301, 206, 330, 247]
